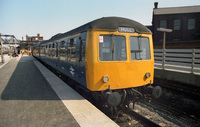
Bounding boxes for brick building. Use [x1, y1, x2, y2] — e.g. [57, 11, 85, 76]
[20, 33, 43, 52]
[26, 33, 43, 41]
[152, 2, 200, 49]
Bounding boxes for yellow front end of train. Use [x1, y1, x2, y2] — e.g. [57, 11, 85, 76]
[86, 29, 154, 91]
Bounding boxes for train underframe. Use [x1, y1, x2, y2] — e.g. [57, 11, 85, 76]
[91, 84, 154, 116]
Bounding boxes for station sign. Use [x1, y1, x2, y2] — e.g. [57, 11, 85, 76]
[157, 28, 173, 33]
[118, 27, 135, 33]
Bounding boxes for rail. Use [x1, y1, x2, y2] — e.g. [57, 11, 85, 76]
[154, 49, 200, 74]
[124, 109, 162, 127]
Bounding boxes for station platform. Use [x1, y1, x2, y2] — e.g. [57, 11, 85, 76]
[0, 55, 118, 127]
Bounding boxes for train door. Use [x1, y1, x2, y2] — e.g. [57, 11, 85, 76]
[79, 32, 87, 67]
[56, 42, 59, 58]
[77, 32, 87, 87]
[48, 43, 51, 57]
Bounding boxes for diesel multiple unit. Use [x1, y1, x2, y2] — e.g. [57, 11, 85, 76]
[33, 17, 154, 109]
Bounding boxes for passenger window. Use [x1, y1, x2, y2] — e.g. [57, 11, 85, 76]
[61, 41, 65, 47]
[59, 41, 65, 57]
[129, 37, 150, 60]
[99, 35, 126, 61]
[67, 38, 76, 63]
[70, 39, 74, 46]
[56, 43, 59, 57]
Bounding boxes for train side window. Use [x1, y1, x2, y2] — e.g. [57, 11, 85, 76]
[99, 35, 126, 61]
[71, 38, 76, 55]
[59, 41, 65, 57]
[70, 39, 74, 46]
[129, 37, 150, 60]
[61, 41, 65, 47]
[55, 42, 58, 57]
[67, 38, 77, 63]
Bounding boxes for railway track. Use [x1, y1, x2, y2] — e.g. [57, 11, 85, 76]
[152, 84, 200, 119]
[122, 109, 162, 127]
[154, 79, 200, 98]
[148, 100, 200, 123]
[137, 100, 200, 127]
[138, 89, 200, 127]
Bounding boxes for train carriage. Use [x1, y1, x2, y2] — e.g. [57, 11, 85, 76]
[33, 17, 154, 109]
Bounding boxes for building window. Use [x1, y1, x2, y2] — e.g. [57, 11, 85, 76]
[174, 20, 181, 30]
[188, 19, 195, 30]
[160, 20, 167, 28]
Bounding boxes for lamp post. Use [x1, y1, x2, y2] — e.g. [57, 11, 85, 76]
[9, 38, 11, 58]
[0, 33, 4, 63]
[157, 28, 173, 49]
[157, 28, 173, 69]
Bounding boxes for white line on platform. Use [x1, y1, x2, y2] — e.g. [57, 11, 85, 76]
[33, 60, 119, 127]
[0, 61, 9, 69]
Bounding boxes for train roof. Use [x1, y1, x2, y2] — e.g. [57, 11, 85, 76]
[45, 17, 151, 43]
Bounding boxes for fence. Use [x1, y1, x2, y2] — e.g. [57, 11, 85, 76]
[154, 49, 200, 74]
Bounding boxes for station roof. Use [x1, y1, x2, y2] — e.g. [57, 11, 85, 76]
[48, 17, 151, 42]
[154, 5, 200, 15]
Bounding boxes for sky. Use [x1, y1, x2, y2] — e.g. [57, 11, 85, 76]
[1, 0, 200, 40]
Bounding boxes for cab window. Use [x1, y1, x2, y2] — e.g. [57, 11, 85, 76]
[129, 37, 150, 60]
[99, 35, 126, 61]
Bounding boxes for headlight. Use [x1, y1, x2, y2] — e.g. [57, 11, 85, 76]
[145, 72, 151, 78]
[102, 76, 109, 83]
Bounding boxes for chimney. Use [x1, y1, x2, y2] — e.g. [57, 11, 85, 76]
[154, 2, 158, 9]
[26, 35, 28, 41]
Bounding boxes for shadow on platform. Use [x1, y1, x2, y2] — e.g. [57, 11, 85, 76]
[1, 56, 83, 101]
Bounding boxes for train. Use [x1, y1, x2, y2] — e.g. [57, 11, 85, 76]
[33, 17, 154, 110]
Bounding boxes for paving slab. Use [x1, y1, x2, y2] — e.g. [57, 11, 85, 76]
[0, 56, 79, 127]
[0, 54, 13, 69]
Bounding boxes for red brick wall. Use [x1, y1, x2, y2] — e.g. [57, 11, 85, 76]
[152, 13, 200, 43]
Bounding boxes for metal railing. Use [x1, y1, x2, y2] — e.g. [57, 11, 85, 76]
[154, 49, 200, 74]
